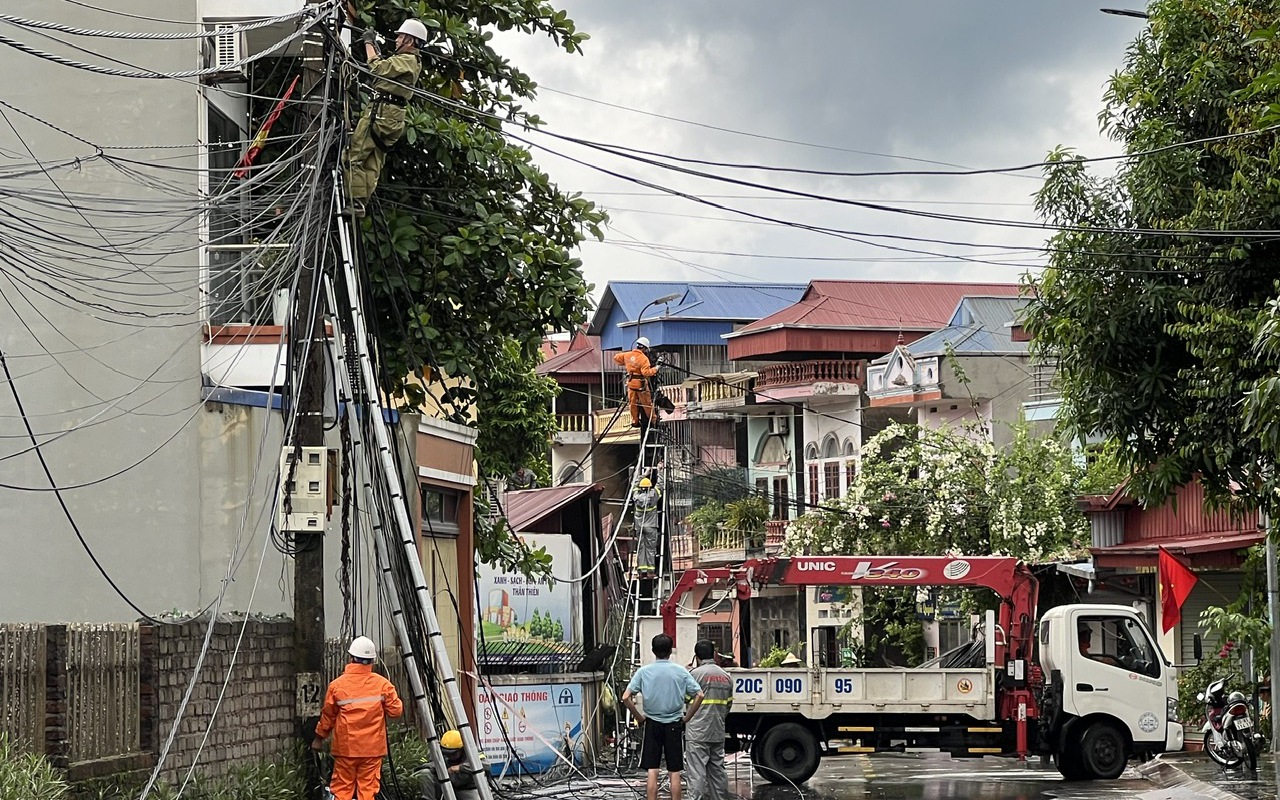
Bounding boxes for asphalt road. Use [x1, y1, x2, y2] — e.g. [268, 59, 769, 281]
[1160, 751, 1279, 800]
[717, 751, 1220, 800]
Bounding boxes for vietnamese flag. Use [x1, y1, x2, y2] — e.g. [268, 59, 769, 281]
[1158, 546, 1199, 634]
[233, 76, 299, 179]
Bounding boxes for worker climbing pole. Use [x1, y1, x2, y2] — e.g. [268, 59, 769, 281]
[345, 8, 428, 217]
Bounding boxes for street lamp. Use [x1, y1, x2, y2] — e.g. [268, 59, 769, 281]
[635, 292, 682, 348]
[1100, 8, 1149, 18]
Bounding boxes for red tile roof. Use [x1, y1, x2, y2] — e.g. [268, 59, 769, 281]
[727, 280, 1023, 337]
[537, 330, 622, 379]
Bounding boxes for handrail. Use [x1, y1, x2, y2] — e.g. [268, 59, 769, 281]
[756, 359, 864, 389]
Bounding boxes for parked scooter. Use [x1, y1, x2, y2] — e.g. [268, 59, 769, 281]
[1199, 676, 1258, 771]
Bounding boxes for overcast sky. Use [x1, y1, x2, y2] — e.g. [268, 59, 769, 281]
[495, 2, 1143, 297]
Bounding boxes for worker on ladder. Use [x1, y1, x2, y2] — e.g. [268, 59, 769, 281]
[614, 337, 660, 431]
[634, 473, 662, 579]
[345, 13, 429, 217]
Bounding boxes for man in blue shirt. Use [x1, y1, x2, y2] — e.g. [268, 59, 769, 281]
[623, 634, 705, 800]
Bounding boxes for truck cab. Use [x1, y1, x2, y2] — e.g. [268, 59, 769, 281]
[1036, 604, 1183, 779]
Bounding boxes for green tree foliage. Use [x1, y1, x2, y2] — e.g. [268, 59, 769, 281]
[785, 422, 1089, 665]
[784, 422, 1089, 561]
[1023, 0, 1280, 510]
[346, 1, 606, 576]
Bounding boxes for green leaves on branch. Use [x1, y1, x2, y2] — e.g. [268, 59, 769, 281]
[1024, 0, 1280, 511]
[355, 1, 603, 577]
[783, 421, 1089, 562]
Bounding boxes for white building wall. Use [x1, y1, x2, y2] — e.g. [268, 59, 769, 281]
[0, 2, 373, 635]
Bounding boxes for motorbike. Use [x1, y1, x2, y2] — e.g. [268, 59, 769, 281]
[1199, 676, 1258, 770]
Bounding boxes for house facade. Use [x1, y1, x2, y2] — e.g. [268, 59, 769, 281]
[864, 296, 1033, 447]
[1079, 480, 1263, 663]
[0, 0, 473, 655]
[707, 282, 1020, 664]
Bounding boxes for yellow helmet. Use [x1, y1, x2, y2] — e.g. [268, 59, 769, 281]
[639, 478, 652, 488]
[441, 730, 464, 751]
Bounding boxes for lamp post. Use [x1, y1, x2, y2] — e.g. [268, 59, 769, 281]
[635, 292, 682, 348]
[1100, 8, 1148, 18]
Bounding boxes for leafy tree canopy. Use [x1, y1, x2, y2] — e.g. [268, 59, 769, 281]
[1023, 0, 1280, 511]
[784, 421, 1090, 562]
[342, 1, 605, 575]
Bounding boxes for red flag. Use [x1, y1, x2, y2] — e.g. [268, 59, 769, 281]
[233, 76, 299, 179]
[1158, 546, 1199, 633]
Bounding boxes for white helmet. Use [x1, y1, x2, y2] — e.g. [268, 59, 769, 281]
[396, 19, 430, 44]
[348, 636, 377, 660]
[635, 337, 650, 349]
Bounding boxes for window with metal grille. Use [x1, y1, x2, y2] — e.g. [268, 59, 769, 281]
[698, 623, 732, 658]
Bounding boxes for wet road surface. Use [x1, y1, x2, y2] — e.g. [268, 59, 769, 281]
[715, 751, 1248, 800]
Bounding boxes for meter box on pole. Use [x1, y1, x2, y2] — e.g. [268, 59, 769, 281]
[277, 446, 329, 532]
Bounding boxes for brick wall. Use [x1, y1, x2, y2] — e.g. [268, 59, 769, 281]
[150, 619, 295, 782]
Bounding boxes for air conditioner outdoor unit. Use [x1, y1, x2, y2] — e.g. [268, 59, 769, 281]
[202, 24, 247, 84]
[768, 415, 790, 435]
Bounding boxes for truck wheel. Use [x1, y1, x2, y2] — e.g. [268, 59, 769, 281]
[1055, 748, 1088, 781]
[1078, 722, 1126, 780]
[753, 723, 820, 785]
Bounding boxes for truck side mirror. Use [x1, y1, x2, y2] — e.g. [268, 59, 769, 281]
[1193, 634, 1202, 662]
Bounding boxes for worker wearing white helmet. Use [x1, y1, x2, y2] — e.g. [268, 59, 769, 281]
[613, 337, 660, 429]
[313, 636, 404, 800]
[345, 11, 430, 216]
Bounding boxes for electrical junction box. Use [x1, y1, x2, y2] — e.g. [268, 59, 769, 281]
[277, 446, 329, 533]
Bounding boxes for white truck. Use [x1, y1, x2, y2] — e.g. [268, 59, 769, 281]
[660, 556, 1183, 784]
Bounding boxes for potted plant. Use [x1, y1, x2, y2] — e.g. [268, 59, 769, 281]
[726, 496, 770, 551]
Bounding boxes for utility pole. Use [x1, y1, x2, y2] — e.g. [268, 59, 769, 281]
[292, 2, 336, 797]
[1265, 512, 1279, 755]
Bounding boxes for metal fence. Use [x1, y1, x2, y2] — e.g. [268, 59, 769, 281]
[66, 623, 141, 764]
[0, 624, 46, 752]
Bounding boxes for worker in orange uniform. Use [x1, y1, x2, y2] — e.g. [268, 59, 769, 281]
[614, 337, 660, 429]
[312, 636, 404, 800]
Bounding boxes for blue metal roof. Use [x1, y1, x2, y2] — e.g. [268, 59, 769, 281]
[872, 296, 1030, 361]
[589, 281, 806, 351]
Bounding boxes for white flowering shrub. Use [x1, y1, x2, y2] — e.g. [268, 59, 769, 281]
[785, 421, 1089, 562]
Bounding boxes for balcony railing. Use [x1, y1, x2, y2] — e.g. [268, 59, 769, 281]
[555, 413, 592, 433]
[593, 406, 638, 442]
[657, 383, 690, 409]
[756, 360, 864, 390]
[696, 375, 752, 406]
[765, 519, 788, 551]
[1028, 361, 1059, 403]
[670, 526, 785, 569]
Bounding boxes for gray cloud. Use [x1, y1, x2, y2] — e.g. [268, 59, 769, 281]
[495, 2, 1141, 291]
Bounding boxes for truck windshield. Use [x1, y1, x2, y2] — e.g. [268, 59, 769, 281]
[1079, 616, 1161, 679]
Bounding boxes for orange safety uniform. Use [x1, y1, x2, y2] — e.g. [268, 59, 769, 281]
[614, 348, 659, 426]
[316, 662, 404, 800]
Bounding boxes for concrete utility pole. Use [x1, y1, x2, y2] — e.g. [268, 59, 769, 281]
[293, 2, 335, 797]
[1265, 512, 1280, 754]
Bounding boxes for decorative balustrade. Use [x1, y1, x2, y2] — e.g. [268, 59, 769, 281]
[656, 383, 688, 408]
[755, 359, 864, 390]
[765, 519, 788, 552]
[555, 413, 592, 433]
[697, 376, 751, 405]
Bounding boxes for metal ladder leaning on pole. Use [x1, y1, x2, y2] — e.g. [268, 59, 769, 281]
[330, 172, 494, 800]
[322, 273, 460, 800]
[616, 419, 672, 766]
